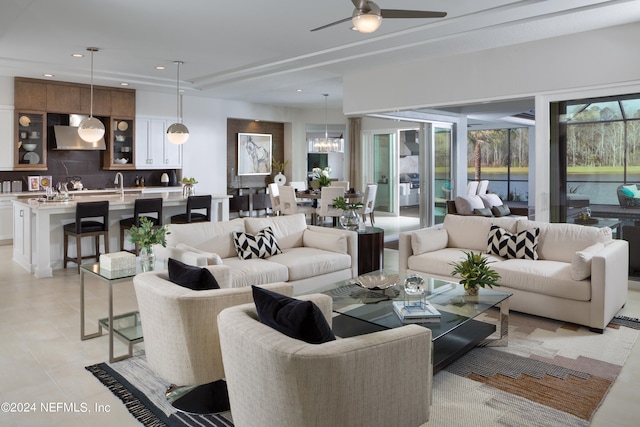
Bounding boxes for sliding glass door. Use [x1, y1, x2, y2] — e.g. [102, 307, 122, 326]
[373, 132, 396, 213]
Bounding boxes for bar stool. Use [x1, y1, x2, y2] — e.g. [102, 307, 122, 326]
[64, 201, 110, 273]
[119, 198, 163, 254]
[171, 195, 212, 224]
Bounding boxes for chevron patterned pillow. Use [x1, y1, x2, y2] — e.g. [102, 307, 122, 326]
[488, 225, 539, 260]
[233, 226, 282, 260]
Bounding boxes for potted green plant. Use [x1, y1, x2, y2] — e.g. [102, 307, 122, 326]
[332, 196, 364, 230]
[450, 251, 501, 296]
[128, 217, 170, 268]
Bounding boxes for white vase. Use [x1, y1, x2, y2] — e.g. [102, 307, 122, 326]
[274, 172, 286, 186]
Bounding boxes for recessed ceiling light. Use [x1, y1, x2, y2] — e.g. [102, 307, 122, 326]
[120, 82, 129, 86]
[296, 89, 303, 92]
[42, 73, 54, 77]
[72, 53, 84, 58]
[156, 66, 165, 70]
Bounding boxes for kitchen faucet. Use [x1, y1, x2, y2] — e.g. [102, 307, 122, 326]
[114, 172, 124, 197]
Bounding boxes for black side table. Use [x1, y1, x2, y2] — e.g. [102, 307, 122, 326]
[357, 226, 384, 275]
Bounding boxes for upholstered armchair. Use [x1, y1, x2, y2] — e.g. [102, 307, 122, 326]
[133, 269, 293, 412]
[617, 184, 640, 208]
[218, 293, 432, 427]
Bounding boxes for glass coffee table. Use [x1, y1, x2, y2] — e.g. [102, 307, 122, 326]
[311, 269, 512, 373]
[80, 258, 165, 363]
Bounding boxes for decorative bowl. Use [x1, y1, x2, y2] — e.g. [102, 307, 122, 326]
[115, 135, 126, 142]
[115, 158, 128, 164]
[22, 143, 37, 152]
[352, 273, 399, 290]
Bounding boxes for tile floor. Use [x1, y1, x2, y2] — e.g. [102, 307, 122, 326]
[0, 237, 639, 426]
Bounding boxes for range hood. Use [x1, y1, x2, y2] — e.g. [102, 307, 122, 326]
[53, 125, 106, 150]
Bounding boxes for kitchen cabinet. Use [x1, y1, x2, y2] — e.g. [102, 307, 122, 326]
[46, 84, 80, 113]
[12, 202, 31, 271]
[0, 108, 14, 170]
[14, 78, 46, 111]
[135, 117, 182, 170]
[0, 197, 15, 242]
[111, 91, 136, 117]
[14, 111, 47, 171]
[104, 118, 135, 170]
[80, 87, 112, 116]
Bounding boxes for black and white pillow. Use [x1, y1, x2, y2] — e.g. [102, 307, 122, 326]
[487, 225, 539, 260]
[233, 226, 282, 260]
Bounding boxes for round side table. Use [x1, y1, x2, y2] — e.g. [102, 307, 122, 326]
[357, 226, 384, 275]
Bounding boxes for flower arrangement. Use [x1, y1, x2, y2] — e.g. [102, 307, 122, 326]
[128, 217, 170, 252]
[272, 159, 289, 174]
[450, 251, 501, 295]
[312, 166, 332, 187]
[332, 196, 363, 211]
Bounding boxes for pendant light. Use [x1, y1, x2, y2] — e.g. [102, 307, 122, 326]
[78, 47, 106, 143]
[310, 94, 343, 153]
[167, 61, 189, 145]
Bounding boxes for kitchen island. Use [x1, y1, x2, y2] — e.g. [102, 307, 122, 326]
[12, 192, 231, 278]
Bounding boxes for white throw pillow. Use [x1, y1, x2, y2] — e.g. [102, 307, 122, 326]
[176, 243, 223, 265]
[303, 229, 348, 254]
[480, 193, 504, 209]
[411, 227, 448, 255]
[571, 242, 605, 281]
[454, 195, 485, 215]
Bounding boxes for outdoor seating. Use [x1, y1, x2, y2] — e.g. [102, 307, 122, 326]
[617, 184, 640, 208]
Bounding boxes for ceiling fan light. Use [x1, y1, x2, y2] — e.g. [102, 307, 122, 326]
[352, 12, 382, 33]
[78, 116, 105, 142]
[167, 122, 189, 145]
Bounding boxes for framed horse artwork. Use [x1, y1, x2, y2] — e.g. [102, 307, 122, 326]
[238, 133, 272, 175]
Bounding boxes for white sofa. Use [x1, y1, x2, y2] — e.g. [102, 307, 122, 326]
[155, 213, 357, 295]
[399, 214, 629, 331]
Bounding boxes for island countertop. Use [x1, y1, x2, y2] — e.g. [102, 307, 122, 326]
[12, 193, 231, 278]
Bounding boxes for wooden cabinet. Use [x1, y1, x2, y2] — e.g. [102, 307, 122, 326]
[104, 118, 135, 170]
[14, 111, 47, 171]
[80, 87, 112, 116]
[14, 79, 46, 111]
[46, 84, 80, 113]
[0, 108, 14, 170]
[135, 117, 182, 170]
[111, 91, 135, 117]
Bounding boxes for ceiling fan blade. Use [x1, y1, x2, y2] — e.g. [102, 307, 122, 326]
[381, 9, 447, 19]
[311, 17, 353, 32]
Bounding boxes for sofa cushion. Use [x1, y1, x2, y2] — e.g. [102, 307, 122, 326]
[268, 247, 352, 281]
[302, 229, 347, 254]
[517, 220, 612, 263]
[622, 184, 640, 198]
[454, 195, 484, 215]
[233, 227, 282, 260]
[621, 186, 635, 197]
[491, 259, 591, 301]
[491, 204, 511, 217]
[223, 258, 289, 287]
[176, 243, 223, 265]
[571, 242, 605, 281]
[444, 214, 520, 252]
[252, 285, 335, 344]
[408, 247, 504, 278]
[166, 218, 245, 259]
[480, 193, 504, 208]
[411, 227, 448, 255]
[474, 208, 493, 217]
[167, 258, 220, 290]
[245, 214, 307, 249]
[487, 225, 510, 257]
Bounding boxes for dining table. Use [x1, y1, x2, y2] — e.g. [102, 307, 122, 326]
[295, 189, 363, 209]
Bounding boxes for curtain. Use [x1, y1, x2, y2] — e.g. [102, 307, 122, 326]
[348, 117, 362, 191]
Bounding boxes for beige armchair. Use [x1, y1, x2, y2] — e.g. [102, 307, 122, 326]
[133, 269, 293, 413]
[218, 293, 432, 427]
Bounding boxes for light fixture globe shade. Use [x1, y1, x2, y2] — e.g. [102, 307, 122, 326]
[167, 122, 189, 145]
[77, 117, 105, 142]
[352, 12, 382, 33]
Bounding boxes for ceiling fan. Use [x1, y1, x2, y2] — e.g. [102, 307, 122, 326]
[311, 0, 447, 33]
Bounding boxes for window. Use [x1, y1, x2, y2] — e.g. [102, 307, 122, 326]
[467, 128, 529, 201]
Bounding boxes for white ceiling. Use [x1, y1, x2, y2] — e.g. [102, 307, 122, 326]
[1, 0, 639, 115]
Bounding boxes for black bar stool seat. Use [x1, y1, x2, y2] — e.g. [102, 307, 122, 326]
[64, 201, 110, 273]
[171, 195, 212, 224]
[119, 198, 163, 254]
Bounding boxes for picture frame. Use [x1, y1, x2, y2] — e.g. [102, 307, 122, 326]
[40, 175, 52, 190]
[28, 176, 40, 191]
[238, 133, 272, 175]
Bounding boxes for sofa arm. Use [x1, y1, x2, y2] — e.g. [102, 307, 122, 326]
[306, 225, 358, 277]
[399, 231, 414, 274]
[590, 239, 629, 330]
[154, 245, 208, 267]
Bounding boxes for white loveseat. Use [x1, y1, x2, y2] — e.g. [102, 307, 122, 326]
[155, 213, 357, 295]
[399, 214, 629, 331]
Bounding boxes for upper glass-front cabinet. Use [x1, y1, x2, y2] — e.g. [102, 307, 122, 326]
[15, 111, 47, 170]
[104, 118, 135, 170]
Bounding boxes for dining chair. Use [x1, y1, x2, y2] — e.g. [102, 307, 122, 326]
[357, 183, 378, 225]
[268, 183, 281, 216]
[288, 181, 313, 207]
[330, 181, 349, 191]
[278, 186, 315, 220]
[316, 186, 345, 226]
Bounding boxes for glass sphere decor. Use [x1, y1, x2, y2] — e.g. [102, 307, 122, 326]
[339, 209, 360, 231]
[403, 274, 427, 310]
[167, 122, 189, 144]
[77, 117, 105, 143]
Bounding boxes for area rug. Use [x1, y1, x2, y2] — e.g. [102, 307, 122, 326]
[86, 312, 638, 427]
